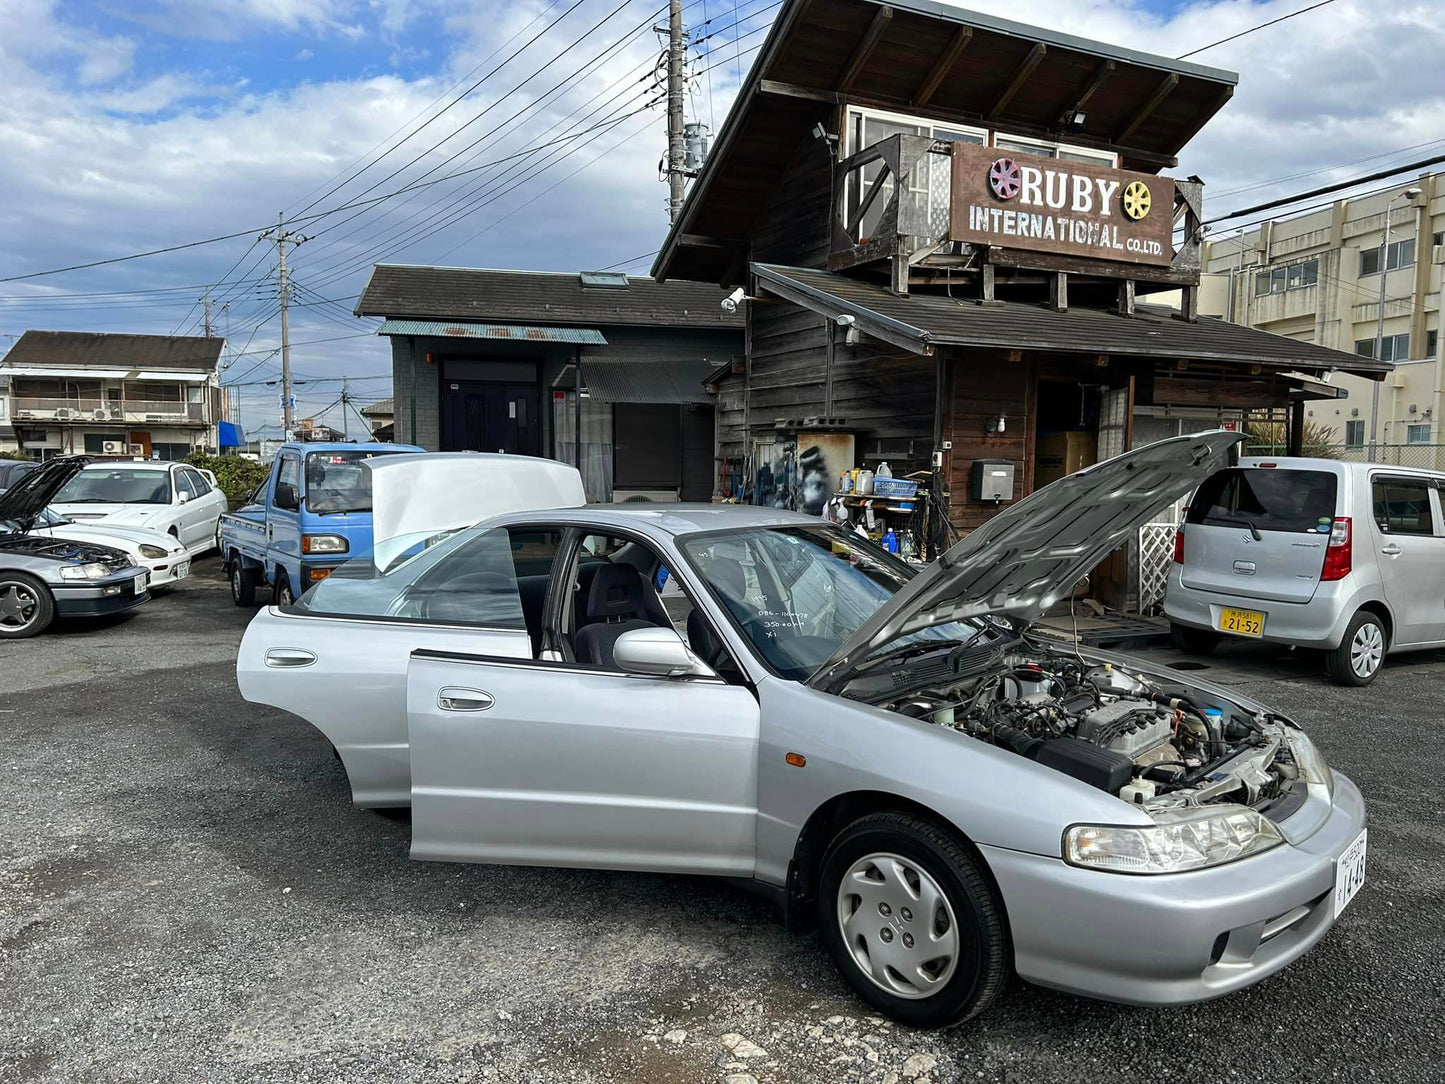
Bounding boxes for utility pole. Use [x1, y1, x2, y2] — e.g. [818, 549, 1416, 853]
[1370, 187, 1422, 457]
[202, 287, 213, 338]
[341, 376, 350, 440]
[263, 212, 304, 439]
[665, 0, 687, 223]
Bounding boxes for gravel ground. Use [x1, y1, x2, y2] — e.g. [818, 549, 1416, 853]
[2, 558, 1442, 1083]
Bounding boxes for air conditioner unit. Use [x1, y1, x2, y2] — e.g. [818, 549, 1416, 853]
[101, 440, 126, 455]
[612, 489, 679, 503]
[127, 443, 145, 456]
[92, 409, 110, 422]
[53, 407, 73, 421]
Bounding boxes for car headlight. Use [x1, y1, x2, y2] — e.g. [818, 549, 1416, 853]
[58, 562, 112, 581]
[1287, 729, 1334, 797]
[301, 534, 348, 555]
[138, 544, 168, 559]
[1064, 805, 1284, 874]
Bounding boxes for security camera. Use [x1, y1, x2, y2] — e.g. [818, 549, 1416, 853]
[835, 313, 856, 327]
[721, 287, 746, 313]
[812, 122, 838, 146]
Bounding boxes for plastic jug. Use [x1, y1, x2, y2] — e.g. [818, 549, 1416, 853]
[877, 462, 893, 479]
[883, 528, 899, 553]
[857, 469, 874, 495]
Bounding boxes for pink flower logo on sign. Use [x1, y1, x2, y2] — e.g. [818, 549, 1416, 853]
[988, 158, 1021, 200]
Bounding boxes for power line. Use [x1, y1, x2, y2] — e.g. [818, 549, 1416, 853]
[1177, 0, 1337, 59]
[1207, 153, 1445, 224]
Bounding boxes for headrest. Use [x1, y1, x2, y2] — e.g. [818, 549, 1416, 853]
[586, 563, 645, 620]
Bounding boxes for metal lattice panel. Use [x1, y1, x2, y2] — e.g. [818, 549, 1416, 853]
[1137, 523, 1176, 616]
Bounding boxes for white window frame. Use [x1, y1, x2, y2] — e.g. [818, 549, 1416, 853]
[989, 130, 1118, 167]
[1406, 423, 1432, 444]
[843, 105, 988, 157]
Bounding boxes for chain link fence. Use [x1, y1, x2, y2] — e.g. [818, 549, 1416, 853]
[1244, 443, 1445, 471]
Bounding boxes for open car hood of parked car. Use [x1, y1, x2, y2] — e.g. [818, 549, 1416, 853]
[0, 456, 90, 535]
[367, 453, 586, 570]
[809, 431, 1245, 694]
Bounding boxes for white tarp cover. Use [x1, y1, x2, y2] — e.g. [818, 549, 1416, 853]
[366, 453, 584, 569]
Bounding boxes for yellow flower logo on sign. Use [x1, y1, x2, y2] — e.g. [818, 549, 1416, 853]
[1122, 181, 1152, 221]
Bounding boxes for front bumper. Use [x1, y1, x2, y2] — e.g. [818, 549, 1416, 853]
[982, 772, 1366, 1006]
[52, 570, 151, 618]
[145, 555, 191, 588]
[1163, 566, 1356, 649]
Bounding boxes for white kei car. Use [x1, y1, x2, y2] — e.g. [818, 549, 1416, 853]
[27, 507, 191, 588]
[49, 461, 227, 558]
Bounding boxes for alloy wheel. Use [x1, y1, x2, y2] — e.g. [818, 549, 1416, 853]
[277, 581, 293, 606]
[836, 852, 959, 1000]
[1351, 621, 1384, 679]
[0, 582, 41, 632]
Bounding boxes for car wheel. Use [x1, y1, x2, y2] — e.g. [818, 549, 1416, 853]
[230, 561, 257, 606]
[274, 571, 294, 607]
[1170, 623, 1221, 655]
[818, 812, 1009, 1027]
[0, 573, 56, 639]
[1326, 610, 1387, 686]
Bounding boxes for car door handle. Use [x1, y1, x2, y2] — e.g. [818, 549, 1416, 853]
[1381, 544, 1402, 557]
[264, 648, 317, 668]
[437, 687, 494, 712]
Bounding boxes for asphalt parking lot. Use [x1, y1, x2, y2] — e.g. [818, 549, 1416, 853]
[2, 559, 1443, 1083]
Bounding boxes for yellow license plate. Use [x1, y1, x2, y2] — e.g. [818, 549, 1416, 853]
[1218, 607, 1264, 637]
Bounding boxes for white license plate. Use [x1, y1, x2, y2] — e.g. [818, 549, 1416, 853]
[134, 572, 149, 593]
[174, 562, 190, 579]
[1334, 829, 1367, 917]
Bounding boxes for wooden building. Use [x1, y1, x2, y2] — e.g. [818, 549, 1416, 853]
[654, 0, 1390, 583]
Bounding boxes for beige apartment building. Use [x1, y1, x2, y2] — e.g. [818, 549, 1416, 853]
[1199, 172, 1445, 461]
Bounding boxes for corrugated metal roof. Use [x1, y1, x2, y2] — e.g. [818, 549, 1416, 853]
[360, 398, 393, 416]
[581, 359, 718, 404]
[2, 330, 224, 371]
[752, 264, 1394, 378]
[376, 319, 607, 344]
[358, 266, 743, 329]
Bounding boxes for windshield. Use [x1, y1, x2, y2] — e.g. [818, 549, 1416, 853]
[55, 468, 170, 505]
[305, 450, 406, 514]
[1188, 468, 1338, 533]
[681, 524, 984, 682]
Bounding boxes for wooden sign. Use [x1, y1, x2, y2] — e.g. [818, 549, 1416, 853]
[950, 144, 1176, 267]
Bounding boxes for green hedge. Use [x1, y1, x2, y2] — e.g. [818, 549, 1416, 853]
[184, 452, 272, 509]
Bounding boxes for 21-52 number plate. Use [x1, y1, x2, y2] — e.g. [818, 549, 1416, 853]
[1217, 607, 1264, 637]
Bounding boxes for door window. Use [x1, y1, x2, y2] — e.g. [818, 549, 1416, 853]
[174, 470, 198, 502]
[1373, 478, 1437, 536]
[185, 469, 212, 496]
[297, 526, 537, 632]
[275, 456, 301, 509]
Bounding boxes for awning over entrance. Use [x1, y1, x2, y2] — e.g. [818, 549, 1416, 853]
[376, 319, 607, 345]
[751, 263, 1394, 380]
[560, 359, 718, 405]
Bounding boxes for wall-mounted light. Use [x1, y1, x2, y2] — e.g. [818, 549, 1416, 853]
[991, 412, 1007, 434]
[1070, 111, 1087, 127]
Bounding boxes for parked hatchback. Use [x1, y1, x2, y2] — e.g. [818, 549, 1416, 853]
[1165, 457, 1445, 685]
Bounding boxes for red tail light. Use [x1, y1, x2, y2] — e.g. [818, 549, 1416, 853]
[1172, 524, 1185, 564]
[1321, 517, 1352, 581]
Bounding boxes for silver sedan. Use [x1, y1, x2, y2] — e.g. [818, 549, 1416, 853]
[238, 433, 1366, 1027]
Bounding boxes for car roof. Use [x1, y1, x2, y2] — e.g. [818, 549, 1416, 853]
[488, 502, 824, 538]
[81, 460, 176, 471]
[281, 441, 423, 454]
[1238, 456, 1445, 482]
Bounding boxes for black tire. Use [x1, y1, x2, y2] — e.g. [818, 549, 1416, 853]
[0, 572, 56, 639]
[1325, 610, 1388, 687]
[817, 812, 1009, 1028]
[273, 570, 295, 608]
[229, 560, 257, 606]
[1171, 623, 1221, 655]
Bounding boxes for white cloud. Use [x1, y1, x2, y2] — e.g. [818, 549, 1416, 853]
[1, 0, 1441, 421]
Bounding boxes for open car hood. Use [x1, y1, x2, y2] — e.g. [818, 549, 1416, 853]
[0, 456, 89, 534]
[368, 453, 585, 570]
[809, 431, 1245, 693]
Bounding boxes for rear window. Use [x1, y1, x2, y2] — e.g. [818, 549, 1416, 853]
[1187, 468, 1338, 534]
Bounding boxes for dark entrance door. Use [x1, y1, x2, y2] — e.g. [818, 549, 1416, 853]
[442, 382, 541, 455]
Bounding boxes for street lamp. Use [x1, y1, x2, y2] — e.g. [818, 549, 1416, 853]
[1369, 185, 1423, 457]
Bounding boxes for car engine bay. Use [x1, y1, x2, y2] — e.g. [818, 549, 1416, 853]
[869, 642, 1304, 817]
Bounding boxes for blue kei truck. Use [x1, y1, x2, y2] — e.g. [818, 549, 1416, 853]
[218, 441, 423, 605]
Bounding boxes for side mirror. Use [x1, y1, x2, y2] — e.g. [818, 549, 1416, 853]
[614, 626, 715, 679]
[274, 481, 299, 510]
[177, 491, 191, 504]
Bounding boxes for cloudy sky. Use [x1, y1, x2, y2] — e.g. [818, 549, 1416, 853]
[1, 0, 1441, 433]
